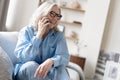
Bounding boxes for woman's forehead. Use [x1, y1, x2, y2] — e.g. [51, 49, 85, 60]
[50, 6, 60, 14]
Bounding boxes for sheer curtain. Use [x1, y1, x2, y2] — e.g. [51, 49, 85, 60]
[0, 0, 9, 31]
[6, 0, 38, 31]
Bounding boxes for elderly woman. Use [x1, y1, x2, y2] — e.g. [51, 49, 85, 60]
[14, 1, 70, 80]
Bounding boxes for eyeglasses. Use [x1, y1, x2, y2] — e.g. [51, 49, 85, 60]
[49, 11, 62, 20]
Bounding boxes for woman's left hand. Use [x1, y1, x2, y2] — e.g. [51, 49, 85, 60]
[34, 59, 54, 79]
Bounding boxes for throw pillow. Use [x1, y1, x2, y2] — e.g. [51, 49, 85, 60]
[0, 47, 14, 80]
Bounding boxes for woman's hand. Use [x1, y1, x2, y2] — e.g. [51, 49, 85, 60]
[36, 17, 51, 38]
[34, 59, 54, 79]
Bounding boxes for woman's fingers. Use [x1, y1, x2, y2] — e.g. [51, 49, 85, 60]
[43, 68, 49, 78]
[40, 66, 48, 78]
[34, 65, 47, 79]
[34, 65, 41, 78]
[38, 17, 50, 33]
[41, 17, 49, 24]
[34, 59, 53, 79]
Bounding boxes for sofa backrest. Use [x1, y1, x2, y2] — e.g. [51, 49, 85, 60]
[0, 32, 18, 66]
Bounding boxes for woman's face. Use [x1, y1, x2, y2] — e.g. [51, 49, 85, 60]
[46, 6, 62, 29]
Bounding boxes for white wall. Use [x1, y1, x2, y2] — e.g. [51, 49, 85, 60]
[79, 0, 111, 78]
[6, 0, 38, 31]
[101, 0, 120, 53]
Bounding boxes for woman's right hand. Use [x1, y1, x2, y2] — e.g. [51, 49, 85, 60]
[36, 17, 50, 38]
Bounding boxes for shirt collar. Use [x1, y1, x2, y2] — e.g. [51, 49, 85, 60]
[48, 29, 55, 37]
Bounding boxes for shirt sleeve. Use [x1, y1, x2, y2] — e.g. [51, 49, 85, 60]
[51, 32, 70, 67]
[14, 27, 43, 63]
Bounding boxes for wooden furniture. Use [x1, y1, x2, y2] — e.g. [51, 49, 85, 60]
[59, 20, 82, 26]
[60, 6, 85, 12]
[70, 55, 86, 70]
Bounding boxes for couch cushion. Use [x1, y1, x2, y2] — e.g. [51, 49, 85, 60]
[0, 47, 14, 80]
[0, 32, 18, 66]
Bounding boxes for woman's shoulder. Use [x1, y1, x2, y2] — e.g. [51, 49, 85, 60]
[18, 24, 35, 37]
[19, 24, 34, 32]
[55, 31, 65, 39]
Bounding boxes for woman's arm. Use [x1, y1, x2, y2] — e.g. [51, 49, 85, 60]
[14, 26, 43, 63]
[51, 32, 70, 67]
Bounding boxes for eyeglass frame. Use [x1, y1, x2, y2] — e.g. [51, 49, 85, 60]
[49, 11, 62, 20]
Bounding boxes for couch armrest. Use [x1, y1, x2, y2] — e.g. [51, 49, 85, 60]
[0, 31, 18, 66]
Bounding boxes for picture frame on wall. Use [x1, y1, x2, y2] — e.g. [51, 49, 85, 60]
[103, 61, 120, 80]
[39, 0, 81, 10]
[56, 0, 81, 9]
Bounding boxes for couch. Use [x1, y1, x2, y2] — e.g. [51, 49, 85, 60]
[0, 31, 85, 80]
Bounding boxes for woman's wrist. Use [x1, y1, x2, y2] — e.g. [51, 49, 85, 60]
[36, 32, 43, 38]
[36, 34, 42, 38]
[48, 59, 54, 66]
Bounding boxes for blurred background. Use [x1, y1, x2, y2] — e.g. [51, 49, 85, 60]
[0, 0, 120, 80]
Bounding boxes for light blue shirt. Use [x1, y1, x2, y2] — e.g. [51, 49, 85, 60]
[14, 24, 70, 79]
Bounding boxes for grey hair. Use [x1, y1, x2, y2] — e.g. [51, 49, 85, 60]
[31, 1, 60, 31]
